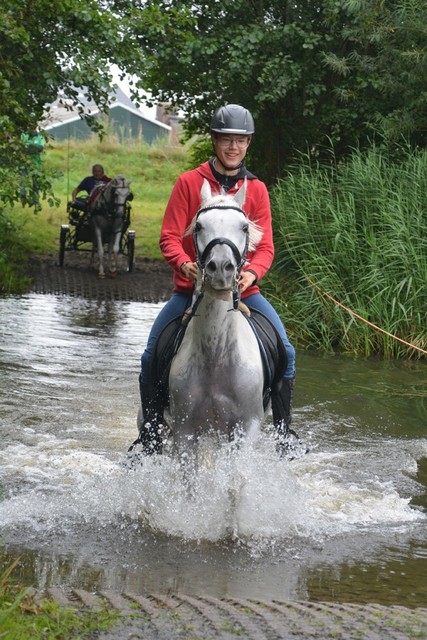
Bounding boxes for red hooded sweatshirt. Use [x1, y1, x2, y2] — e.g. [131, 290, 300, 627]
[159, 161, 274, 298]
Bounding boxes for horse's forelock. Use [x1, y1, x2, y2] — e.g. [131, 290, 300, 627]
[203, 192, 228, 208]
[184, 195, 263, 251]
[110, 175, 131, 188]
[184, 192, 229, 237]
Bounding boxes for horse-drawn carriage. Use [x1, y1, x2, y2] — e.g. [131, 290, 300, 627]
[59, 175, 135, 276]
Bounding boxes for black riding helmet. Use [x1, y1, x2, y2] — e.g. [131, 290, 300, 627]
[210, 104, 255, 135]
[210, 104, 255, 172]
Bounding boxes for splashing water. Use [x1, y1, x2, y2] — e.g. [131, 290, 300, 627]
[1, 429, 423, 551]
[1, 294, 426, 603]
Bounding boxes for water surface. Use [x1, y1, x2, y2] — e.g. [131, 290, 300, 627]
[0, 294, 426, 606]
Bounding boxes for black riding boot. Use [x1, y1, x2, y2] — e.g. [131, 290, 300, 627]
[271, 377, 298, 455]
[128, 382, 164, 454]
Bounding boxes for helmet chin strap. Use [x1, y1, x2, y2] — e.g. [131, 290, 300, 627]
[213, 154, 247, 173]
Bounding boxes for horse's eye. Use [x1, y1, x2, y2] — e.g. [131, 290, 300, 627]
[242, 223, 249, 233]
[195, 222, 202, 232]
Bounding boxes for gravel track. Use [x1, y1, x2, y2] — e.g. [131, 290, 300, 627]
[27, 252, 173, 302]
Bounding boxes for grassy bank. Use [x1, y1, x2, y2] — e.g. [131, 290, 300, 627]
[268, 145, 427, 359]
[0, 559, 120, 639]
[1, 135, 189, 289]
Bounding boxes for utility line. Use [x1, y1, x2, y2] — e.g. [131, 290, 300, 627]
[305, 276, 427, 356]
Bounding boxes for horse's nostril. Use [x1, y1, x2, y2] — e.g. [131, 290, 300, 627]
[206, 260, 217, 272]
[225, 262, 234, 272]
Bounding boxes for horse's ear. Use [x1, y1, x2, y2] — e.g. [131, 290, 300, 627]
[234, 177, 247, 208]
[200, 179, 212, 205]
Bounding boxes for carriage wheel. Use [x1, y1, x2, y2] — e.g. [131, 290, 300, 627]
[59, 224, 69, 266]
[127, 230, 135, 272]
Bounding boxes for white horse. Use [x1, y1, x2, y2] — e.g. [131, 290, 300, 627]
[167, 179, 266, 458]
[89, 175, 132, 278]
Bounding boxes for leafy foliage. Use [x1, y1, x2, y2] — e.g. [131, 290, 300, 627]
[2, 0, 426, 189]
[0, 0, 146, 212]
[129, 0, 427, 182]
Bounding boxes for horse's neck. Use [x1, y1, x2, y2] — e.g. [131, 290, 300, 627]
[190, 292, 241, 352]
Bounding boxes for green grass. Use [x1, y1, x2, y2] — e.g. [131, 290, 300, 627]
[268, 144, 427, 359]
[0, 212, 32, 294]
[0, 559, 120, 639]
[10, 134, 189, 262]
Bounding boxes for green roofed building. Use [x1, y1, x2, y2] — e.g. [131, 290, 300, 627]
[42, 87, 172, 144]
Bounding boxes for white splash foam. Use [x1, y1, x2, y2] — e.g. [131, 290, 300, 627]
[1, 435, 424, 546]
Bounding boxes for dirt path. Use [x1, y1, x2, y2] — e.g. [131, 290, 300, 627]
[27, 252, 173, 301]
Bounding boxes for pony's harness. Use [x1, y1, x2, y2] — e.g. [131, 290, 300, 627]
[91, 178, 129, 217]
[193, 204, 250, 309]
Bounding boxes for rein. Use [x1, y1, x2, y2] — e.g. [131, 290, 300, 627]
[193, 203, 250, 310]
[97, 179, 127, 218]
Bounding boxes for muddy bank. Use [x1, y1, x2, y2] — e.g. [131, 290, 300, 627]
[26, 252, 173, 302]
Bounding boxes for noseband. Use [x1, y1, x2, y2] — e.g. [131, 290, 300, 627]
[193, 204, 250, 309]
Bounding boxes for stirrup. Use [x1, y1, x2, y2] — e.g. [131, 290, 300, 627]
[275, 425, 306, 458]
[128, 420, 164, 456]
[127, 435, 163, 456]
[127, 436, 142, 453]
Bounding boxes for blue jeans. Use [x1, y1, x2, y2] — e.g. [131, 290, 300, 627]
[140, 292, 296, 384]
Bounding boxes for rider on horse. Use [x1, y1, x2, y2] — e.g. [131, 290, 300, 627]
[137, 104, 296, 454]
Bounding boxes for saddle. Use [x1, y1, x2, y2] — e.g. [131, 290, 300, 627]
[150, 307, 288, 411]
[244, 309, 288, 409]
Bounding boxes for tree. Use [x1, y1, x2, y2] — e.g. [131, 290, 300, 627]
[0, 0, 146, 211]
[128, 0, 427, 182]
[322, 0, 427, 145]
[2, 0, 426, 196]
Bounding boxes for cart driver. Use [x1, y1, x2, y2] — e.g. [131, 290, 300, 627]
[71, 164, 111, 202]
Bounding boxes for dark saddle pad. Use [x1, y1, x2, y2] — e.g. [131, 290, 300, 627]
[151, 307, 288, 411]
[244, 309, 288, 408]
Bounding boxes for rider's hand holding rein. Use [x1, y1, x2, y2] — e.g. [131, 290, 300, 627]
[239, 270, 257, 293]
[180, 261, 256, 291]
[180, 261, 198, 281]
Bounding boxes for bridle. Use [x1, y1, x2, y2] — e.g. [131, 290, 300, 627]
[193, 204, 250, 310]
[99, 179, 129, 221]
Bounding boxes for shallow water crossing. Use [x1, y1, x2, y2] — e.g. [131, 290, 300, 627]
[0, 294, 426, 607]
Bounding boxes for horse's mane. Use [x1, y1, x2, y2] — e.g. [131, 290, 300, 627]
[185, 192, 263, 252]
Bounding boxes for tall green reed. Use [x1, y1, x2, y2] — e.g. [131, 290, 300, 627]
[269, 145, 427, 358]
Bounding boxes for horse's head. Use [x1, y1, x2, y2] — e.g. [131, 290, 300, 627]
[191, 179, 262, 293]
[92, 175, 131, 233]
[108, 175, 132, 216]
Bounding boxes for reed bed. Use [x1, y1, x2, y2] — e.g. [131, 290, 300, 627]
[269, 145, 427, 359]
